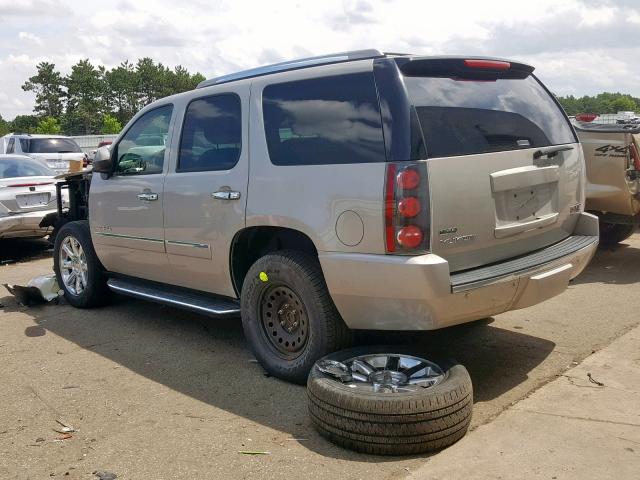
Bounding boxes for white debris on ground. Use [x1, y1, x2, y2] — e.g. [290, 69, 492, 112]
[3, 273, 62, 305]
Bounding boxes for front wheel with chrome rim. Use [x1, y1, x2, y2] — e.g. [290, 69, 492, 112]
[59, 235, 88, 295]
[54, 220, 111, 308]
[307, 347, 473, 455]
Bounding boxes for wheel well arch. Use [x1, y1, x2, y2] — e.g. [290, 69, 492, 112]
[230, 226, 318, 296]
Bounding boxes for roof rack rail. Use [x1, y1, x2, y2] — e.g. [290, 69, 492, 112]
[197, 49, 385, 88]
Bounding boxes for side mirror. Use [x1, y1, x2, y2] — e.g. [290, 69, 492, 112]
[92, 146, 113, 174]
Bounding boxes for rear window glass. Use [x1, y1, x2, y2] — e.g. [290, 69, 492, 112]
[178, 94, 242, 172]
[24, 138, 82, 154]
[262, 72, 386, 165]
[0, 158, 54, 178]
[404, 75, 576, 158]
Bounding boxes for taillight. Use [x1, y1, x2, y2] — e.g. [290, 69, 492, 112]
[7, 182, 54, 187]
[397, 168, 420, 190]
[398, 197, 420, 218]
[463, 59, 510, 70]
[575, 113, 598, 122]
[630, 143, 640, 171]
[397, 225, 423, 249]
[384, 162, 430, 254]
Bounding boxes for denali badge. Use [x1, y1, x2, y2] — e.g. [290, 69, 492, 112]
[439, 227, 458, 235]
[440, 234, 475, 246]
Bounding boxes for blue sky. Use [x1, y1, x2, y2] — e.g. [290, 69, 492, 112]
[0, 0, 639, 120]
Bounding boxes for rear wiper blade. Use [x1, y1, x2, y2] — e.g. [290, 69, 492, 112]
[533, 145, 574, 159]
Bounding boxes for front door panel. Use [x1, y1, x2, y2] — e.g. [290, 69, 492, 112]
[90, 104, 174, 282]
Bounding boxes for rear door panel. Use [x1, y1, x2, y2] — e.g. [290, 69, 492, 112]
[162, 83, 249, 298]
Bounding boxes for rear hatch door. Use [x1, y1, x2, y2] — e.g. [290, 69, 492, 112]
[400, 58, 582, 272]
[23, 137, 84, 173]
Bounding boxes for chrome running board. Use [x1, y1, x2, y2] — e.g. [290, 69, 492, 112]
[107, 277, 240, 318]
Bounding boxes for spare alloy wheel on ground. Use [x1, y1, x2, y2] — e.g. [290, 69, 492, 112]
[307, 347, 473, 455]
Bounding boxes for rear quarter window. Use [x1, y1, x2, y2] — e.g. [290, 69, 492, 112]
[262, 72, 386, 166]
[404, 75, 576, 158]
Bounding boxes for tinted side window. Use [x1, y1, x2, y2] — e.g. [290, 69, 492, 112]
[262, 72, 386, 166]
[114, 105, 173, 176]
[178, 94, 241, 172]
[6, 138, 14, 153]
[19, 139, 29, 152]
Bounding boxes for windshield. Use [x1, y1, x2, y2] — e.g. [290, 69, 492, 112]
[403, 75, 576, 158]
[0, 158, 55, 178]
[24, 138, 82, 154]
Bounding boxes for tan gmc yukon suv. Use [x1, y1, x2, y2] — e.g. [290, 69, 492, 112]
[51, 50, 599, 383]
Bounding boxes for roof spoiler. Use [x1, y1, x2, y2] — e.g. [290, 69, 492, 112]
[394, 56, 535, 80]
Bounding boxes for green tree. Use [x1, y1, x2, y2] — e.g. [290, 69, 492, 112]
[167, 65, 206, 94]
[35, 116, 62, 134]
[9, 115, 40, 133]
[557, 92, 640, 115]
[104, 60, 139, 126]
[136, 57, 171, 105]
[610, 96, 637, 112]
[65, 59, 105, 134]
[102, 113, 122, 134]
[21, 62, 65, 118]
[0, 114, 9, 136]
[18, 57, 207, 133]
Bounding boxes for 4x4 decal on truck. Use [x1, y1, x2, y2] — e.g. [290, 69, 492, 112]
[594, 144, 629, 158]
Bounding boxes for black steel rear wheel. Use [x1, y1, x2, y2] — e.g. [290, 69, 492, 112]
[241, 250, 352, 384]
[259, 284, 309, 358]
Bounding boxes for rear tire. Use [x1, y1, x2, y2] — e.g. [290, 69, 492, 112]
[53, 220, 111, 308]
[307, 347, 473, 455]
[240, 250, 352, 384]
[599, 221, 636, 246]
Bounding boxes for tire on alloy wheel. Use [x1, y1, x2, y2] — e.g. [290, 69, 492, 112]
[53, 220, 111, 308]
[599, 221, 636, 246]
[240, 250, 352, 384]
[307, 346, 473, 455]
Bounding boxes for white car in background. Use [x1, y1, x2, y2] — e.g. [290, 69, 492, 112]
[0, 155, 61, 239]
[3, 134, 86, 173]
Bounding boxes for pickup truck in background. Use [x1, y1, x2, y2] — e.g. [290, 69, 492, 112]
[575, 122, 640, 244]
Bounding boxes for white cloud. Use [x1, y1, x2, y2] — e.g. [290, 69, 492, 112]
[0, 0, 639, 120]
[0, 0, 71, 16]
[18, 32, 43, 46]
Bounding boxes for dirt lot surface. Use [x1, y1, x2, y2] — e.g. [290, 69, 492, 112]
[1, 235, 639, 479]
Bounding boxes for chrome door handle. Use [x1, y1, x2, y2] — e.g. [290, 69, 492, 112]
[211, 191, 241, 200]
[137, 192, 158, 201]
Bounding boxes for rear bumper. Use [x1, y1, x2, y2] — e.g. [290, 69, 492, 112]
[0, 209, 56, 239]
[319, 212, 599, 330]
